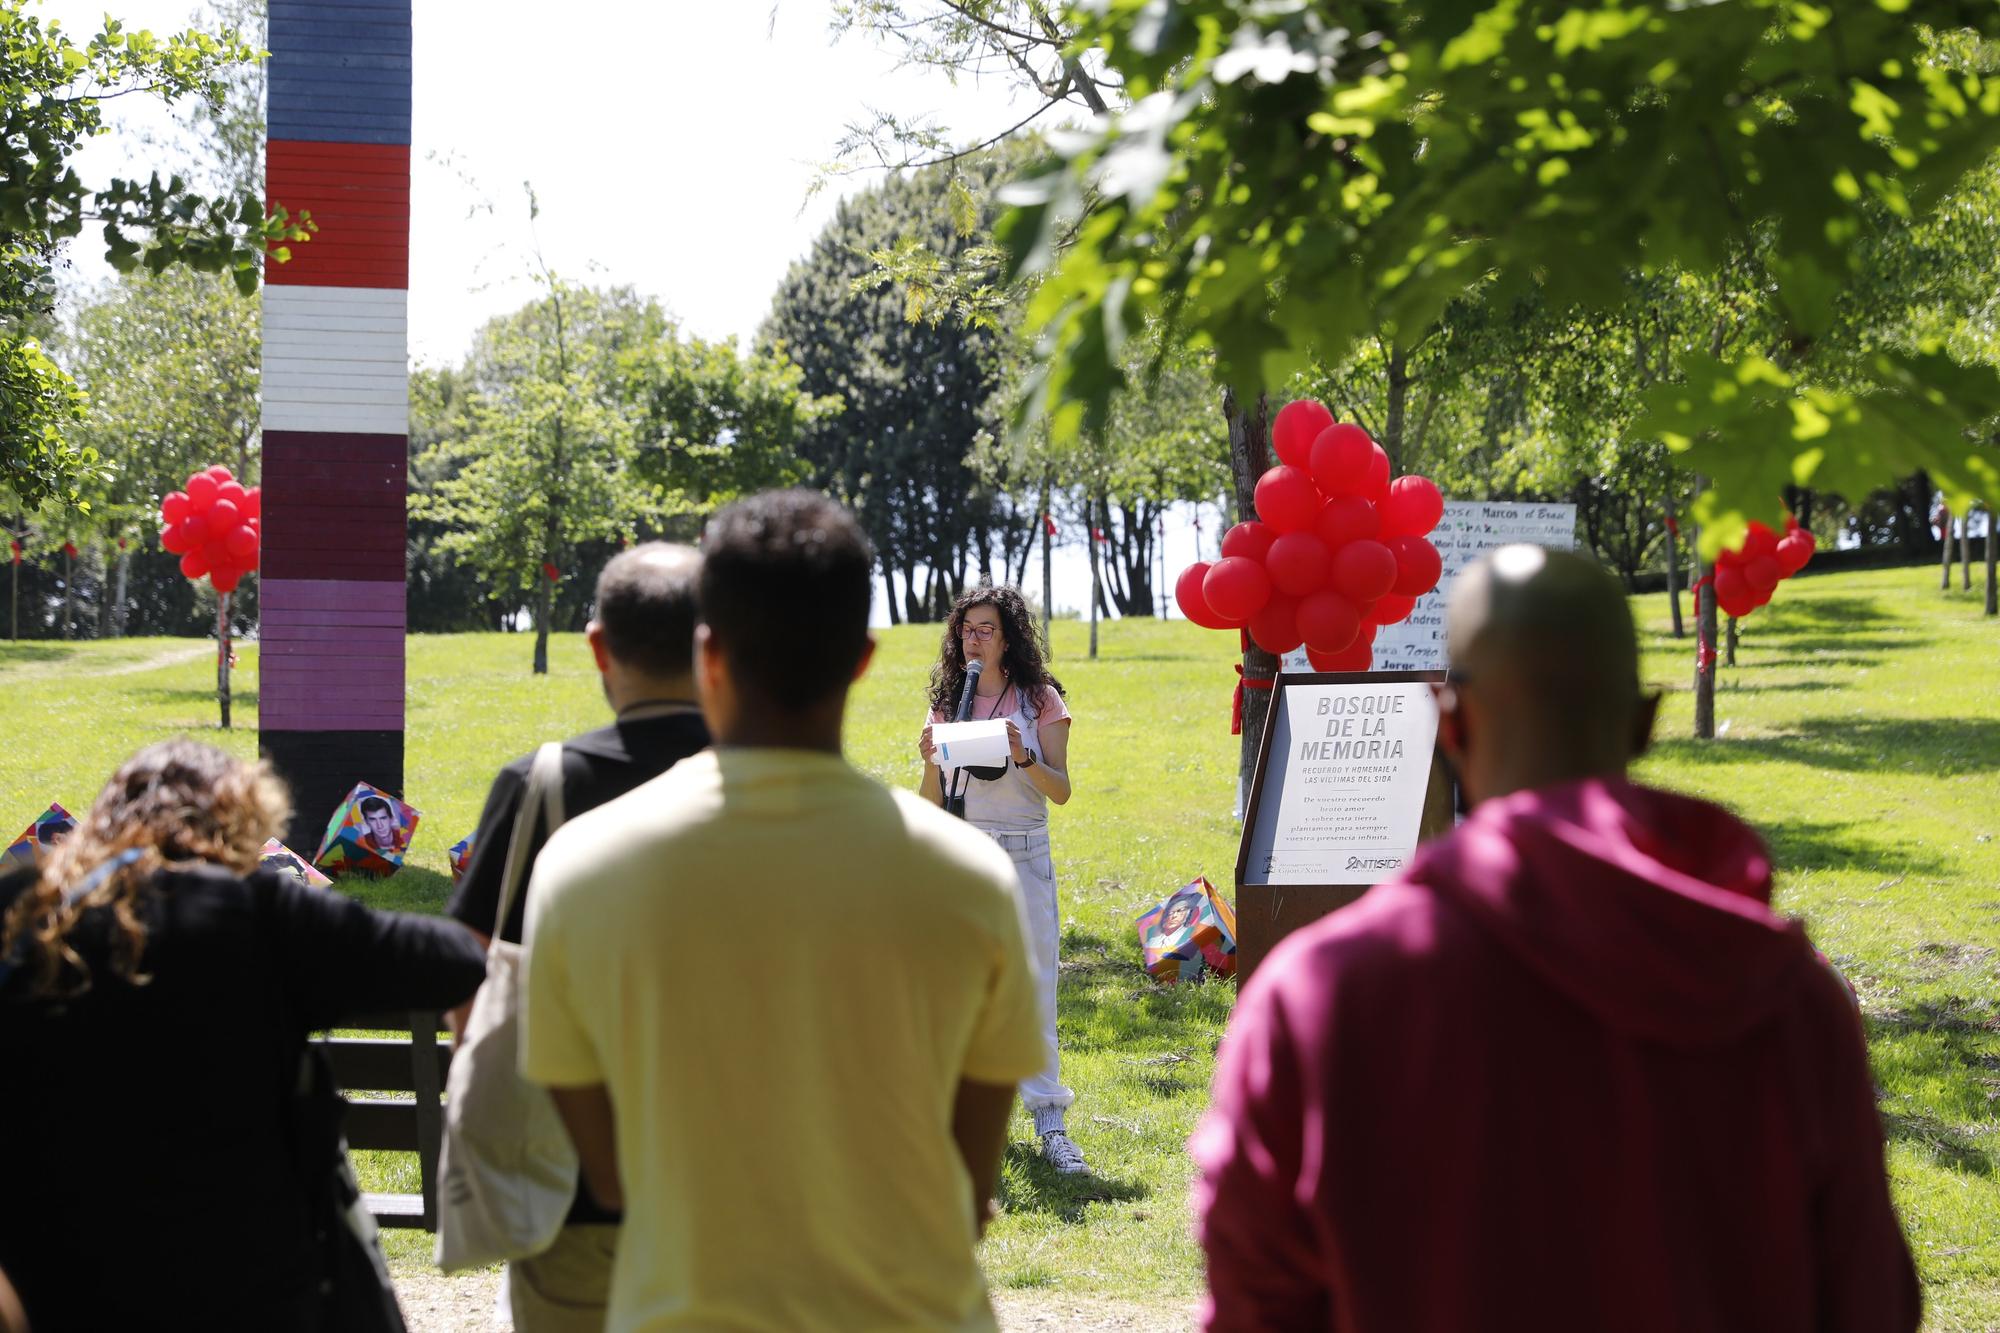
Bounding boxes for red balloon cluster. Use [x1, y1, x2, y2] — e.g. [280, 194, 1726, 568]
[159, 466, 261, 594]
[1713, 516, 1815, 620]
[1175, 402, 1445, 671]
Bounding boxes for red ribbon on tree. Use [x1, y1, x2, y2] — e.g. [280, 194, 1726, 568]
[8, 540, 20, 565]
[1092, 527, 1106, 542]
[542, 562, 560, 583]
[62, 542, 77, 559]
[1043, 513, 1058, 537]
[1692, 573, 1719, 676]
[1232, 663, 1276, 736]
[1663, 514, 1680, 537]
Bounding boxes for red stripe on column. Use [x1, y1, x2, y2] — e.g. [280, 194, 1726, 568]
[266, 139, 411, 289]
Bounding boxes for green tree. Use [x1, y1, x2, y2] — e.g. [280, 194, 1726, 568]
[763, 159, 1013, 623]
[1, 0, 304, 512]
[1001, 2, 2000, 540]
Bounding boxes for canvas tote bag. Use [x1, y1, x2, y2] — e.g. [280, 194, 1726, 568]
[435, 742, 579, 1271]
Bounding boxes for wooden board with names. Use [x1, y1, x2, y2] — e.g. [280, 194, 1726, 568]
[1234, 672, 1457, 982]
[1283, 500, 1579, 674]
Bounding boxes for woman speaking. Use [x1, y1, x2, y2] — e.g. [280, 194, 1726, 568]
[918, 585, 1089, 1175]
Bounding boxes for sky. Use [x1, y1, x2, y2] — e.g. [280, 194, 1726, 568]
[38, 0, 1221, 623]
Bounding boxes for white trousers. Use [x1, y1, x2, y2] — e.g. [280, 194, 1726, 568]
[985, 826, 1074, 1130]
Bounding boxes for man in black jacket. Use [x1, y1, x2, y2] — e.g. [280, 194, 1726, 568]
[447, 540, 707, 1331]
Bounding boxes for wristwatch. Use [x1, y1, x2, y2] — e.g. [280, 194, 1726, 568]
[1016, 752, 1038, 769]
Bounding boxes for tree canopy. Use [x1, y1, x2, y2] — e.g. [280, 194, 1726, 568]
[1000, 0, 2000, 550]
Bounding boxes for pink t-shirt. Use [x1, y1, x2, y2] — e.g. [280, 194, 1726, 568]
[929, 682, 1071, 833]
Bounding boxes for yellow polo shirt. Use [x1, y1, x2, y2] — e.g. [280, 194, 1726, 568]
[522, 747, 1046, 1332]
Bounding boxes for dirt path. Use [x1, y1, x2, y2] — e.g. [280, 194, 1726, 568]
[0, 643, 210, 681]
[391, 1269, 1195, 1331]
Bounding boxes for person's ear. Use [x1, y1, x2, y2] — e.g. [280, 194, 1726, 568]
[1432, 682, 1469, 770]
[694, 625, 723, 703]
[1630, 690, 1662, 761]
[852, 635, 878, 683]
[585, 620, 611, 675]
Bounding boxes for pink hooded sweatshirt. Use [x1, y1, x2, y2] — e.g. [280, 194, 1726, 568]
[1193, 778, 1918, 1333]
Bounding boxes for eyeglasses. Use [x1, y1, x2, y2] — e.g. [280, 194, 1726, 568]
[958, 623, 998, 642]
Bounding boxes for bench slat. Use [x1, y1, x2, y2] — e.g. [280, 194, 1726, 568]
[363, 1191, 429, 1229]
[343, 1097, 425, 1152]
[319, 1035, 452, 1091]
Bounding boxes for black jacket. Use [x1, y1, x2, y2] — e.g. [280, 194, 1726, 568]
[0, 864, 484, 1332]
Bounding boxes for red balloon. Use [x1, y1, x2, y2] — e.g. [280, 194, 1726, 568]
[1713, 562, 1749, 606]
[1249, 595, 1303, 656]
[1296, 590, 1361, 654]
[1357, 620, 1378, 646]
[1314, 494, 1380, 548]
[1365, 444, 1391, 504]
[1775, 533, 1812, 576]
[179, 550, 210, 580]
[1742, 521, 1779, 560]
[182, 514, 209, 547]
[1205, 556, 1272, 622]
[210, 565, 244, 594]
[1380, 475, 1444, 538]
[1309, 424, 1375, 497]
[1386, 534, 1442, 598]
[186, 473, 219, 508]
[217, 479, 247, 507]
[161, 492, 190, 525]
[1372, 593, 1417, 625]
[1220, 520, 1276, 564]
[1744, 555, 1781, 593]
[1255, 466, 1322, 533]
[1175, 562, 1235, 628]
[225, 524, 259, 561]
[1718, 587, 1757, 619]
[160, 522, 190, 555]
[1265, 531, 1331, 597]
[1714, 546, 1743, 569]
[1272, 400, 1334, 470]
[209, 498, 240, 530]
[1308, 639, 1374, 673]
[1331, 539, 1398, 603]
[242, 486, 262, 521]
[206, 464, 234, 482]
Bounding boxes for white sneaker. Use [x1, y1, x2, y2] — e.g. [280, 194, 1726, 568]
[1040, 1130, 1091, 1175]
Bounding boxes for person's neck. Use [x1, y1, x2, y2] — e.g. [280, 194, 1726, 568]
[973, 665, 1008, 695]
[714, 702, 845, 756]
[607, 674, 698, 714]
[1473, 757, 1626, 804]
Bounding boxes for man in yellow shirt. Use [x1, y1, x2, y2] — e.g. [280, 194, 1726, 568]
[522, 490, 1046, 1332]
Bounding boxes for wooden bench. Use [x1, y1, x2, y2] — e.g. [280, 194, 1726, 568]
[312, 1011, 452, 1230]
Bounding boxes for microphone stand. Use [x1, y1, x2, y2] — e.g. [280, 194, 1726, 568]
[943, 661, 982, 821]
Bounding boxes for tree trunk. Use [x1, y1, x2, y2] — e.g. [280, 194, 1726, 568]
[1693, 477, 1716, 740]
[111, 548, 130, 637]
[1087, 495, 1102, 661]
[61, 548, 74, 639]
[1225, 386, 1276, 793]
[1040, 473, 1053, 655]
[532, 572, 552, 675]
[882, 567, 901, 626]
[216, 593, 233, 730]
[1985, 509, 1996, 616]
[1725, 615, 1738, 667]
[8, 555, 15, 640]
[1381, 344, 1409, 470]
[1941, 506, 1953, 589]
[1960, 517, 1972, 590]
[1664, 496, 1684, 639]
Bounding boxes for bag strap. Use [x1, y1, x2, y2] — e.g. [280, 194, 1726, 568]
[490, 742, 566, 953]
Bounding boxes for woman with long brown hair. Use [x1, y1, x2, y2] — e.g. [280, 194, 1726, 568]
[0, 740, 485, 1331]
[917, 585, 1089, 1174]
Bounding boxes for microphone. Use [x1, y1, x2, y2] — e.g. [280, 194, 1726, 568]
[953, 659, 984, 722]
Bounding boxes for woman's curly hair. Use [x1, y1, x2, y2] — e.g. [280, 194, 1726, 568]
[926, 584, 1066, 717]
[0, 740, 289, 999]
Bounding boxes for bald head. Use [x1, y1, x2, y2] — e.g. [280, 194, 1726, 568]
[1440, 545, 1653, 802]
[595, 543, 701, 679]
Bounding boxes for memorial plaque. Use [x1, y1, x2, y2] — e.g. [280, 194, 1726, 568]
[1234, 671, 1455, 981]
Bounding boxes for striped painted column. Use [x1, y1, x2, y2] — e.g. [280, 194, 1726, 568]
[260, 0, 412, 849]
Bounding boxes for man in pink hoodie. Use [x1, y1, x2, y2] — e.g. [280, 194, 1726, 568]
[1194, 545, 1918, 1332]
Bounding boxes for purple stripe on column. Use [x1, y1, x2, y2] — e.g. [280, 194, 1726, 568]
[257, 576, 406, 731]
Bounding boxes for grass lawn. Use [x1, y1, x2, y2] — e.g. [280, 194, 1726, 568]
[2, 564, 1995, 1326]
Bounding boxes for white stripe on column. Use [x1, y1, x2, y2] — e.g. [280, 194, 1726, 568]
[262, 284, 408, 434]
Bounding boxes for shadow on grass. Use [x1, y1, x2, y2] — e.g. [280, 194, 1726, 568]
[1869, 997, 2000, 1179]
[328, 864, 454, 915]
[1706, 678, 1853, 696]
[1652, 717, 2000, 777]
[1760, 821, 1956, 878]
[998, 1142, 1148, 1222]
[123, 685, 260, 708]
[1751, 595, 1898, 635]
[0, 643, 75, 667]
